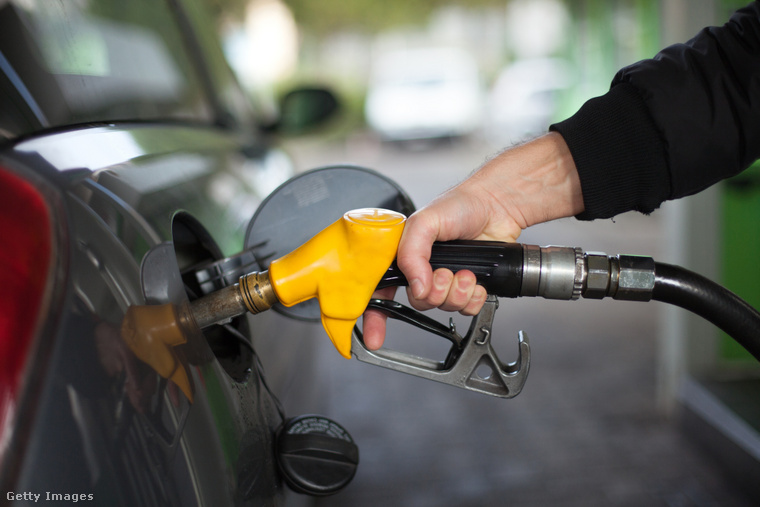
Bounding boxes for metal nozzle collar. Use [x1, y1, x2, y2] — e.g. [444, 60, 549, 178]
[520, 244, 584, 300]
[239, 271, 278, 314]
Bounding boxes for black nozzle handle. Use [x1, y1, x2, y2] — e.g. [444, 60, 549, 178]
[378, 240, 524, 298]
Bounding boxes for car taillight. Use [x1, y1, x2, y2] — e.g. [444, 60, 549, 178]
[0, 165, 54, 456]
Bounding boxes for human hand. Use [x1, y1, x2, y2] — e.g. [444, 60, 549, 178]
[362, 133, 584, 350]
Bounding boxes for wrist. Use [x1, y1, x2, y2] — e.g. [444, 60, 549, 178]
[470, 133, 584, 228]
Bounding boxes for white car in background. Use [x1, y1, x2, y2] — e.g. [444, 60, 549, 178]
[487, 57, 574, 144]
[364, 47, 484, 142]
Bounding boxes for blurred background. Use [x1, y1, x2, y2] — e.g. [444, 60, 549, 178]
[214, 0, 758, 505]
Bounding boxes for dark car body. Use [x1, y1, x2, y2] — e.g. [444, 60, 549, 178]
[0, 0, 331, 505]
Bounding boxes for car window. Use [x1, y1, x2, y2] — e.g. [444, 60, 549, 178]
[0, 0, 214, 141]
[178, 0, 258, 130]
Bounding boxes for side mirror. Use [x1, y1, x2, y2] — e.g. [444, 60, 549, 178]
[273, 87, 339, 134]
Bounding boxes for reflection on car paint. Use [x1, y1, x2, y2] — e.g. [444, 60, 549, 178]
[121, 303, 194, 402]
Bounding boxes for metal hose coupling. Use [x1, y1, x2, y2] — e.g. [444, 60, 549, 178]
[519, 245, 656, 302]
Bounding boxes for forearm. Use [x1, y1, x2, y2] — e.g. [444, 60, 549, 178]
[465, 132, 584, 230]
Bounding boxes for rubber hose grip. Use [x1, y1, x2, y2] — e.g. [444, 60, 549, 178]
[378, 240, 524, 298]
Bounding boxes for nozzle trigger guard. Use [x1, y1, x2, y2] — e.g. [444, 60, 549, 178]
[353, 295, 530, 399]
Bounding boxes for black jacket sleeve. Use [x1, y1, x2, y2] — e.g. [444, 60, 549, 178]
[550, 1, 760, 220]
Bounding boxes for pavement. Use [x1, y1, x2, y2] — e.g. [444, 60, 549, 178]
[313, 297, 754, 507]
[281, 135, 756, 507]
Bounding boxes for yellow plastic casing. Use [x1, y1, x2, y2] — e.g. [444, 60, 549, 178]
[268, 208, 406, 358]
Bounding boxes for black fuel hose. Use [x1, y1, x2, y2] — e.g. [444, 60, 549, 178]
[652, 262, 760, 361]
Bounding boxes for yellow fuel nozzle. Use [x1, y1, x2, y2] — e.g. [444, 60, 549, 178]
[268, 208, 406, 358]
[121, 208, 406, 391]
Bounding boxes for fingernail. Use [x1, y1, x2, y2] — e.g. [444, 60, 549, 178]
[433, 271, 449, 290]
[410, 278, 424, 299]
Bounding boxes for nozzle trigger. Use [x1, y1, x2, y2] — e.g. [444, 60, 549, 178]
[353, 295, 530, 399]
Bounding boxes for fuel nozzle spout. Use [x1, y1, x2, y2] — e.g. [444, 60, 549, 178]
[188, 270, 278, 329]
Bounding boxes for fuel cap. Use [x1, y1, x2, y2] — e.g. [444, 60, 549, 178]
[276, 415, 359, 496]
